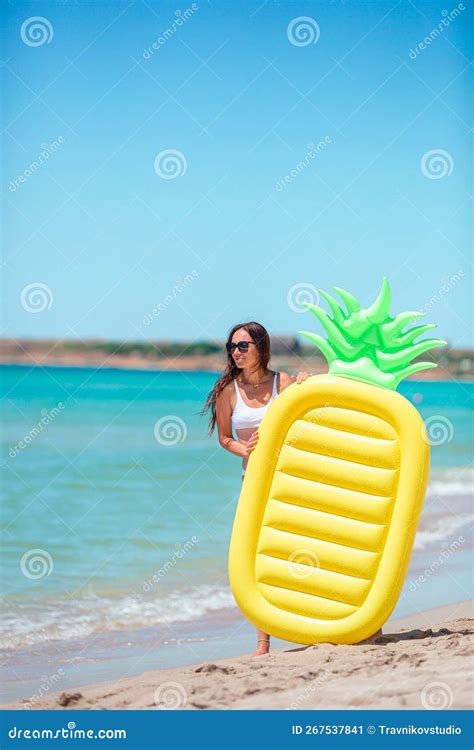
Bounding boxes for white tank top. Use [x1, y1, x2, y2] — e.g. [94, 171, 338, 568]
[231, 373, 278, 431]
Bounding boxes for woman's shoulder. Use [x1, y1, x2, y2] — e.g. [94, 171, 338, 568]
[217, 379, 236, 402]
[275, 370, 294, 383]
[275, 371, 295, 392]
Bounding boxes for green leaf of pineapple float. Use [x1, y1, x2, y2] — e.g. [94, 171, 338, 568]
[299, 277, 447, 390]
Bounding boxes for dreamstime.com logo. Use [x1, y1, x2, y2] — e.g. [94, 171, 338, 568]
[287, 16, 320, 47]
[20, 549, 54, 579]
[276, 138, 331, 192]
[20, 282, 54, 313]
[20, 16, 54, 46]
[287, 549, 320, 580]
[154, 149, 187, 179]
[154, 681, 188, 709]
[143, 536, 199, 592]
[420, 149, 454, 179]
[10, 402, 65, 458]
[419, 270, 464, 313]
[408, 535, 465, 591]
[23, 669, 66, 709]
[421, 681, 454, 709]
[8, 723, 127, 740]
[409, 4, 466, 59]
[154, 415, 187, 445]
[143, 4, 199, 59]
[274, 403, 332, 466]
[9, 137, 65, 192]
[287, 668, 330, 709]
[287, 282, 319, 312]
[143, 271, 198, 325]
[422, 416, 454, 446]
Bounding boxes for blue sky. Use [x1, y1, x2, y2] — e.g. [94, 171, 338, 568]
[2, 0, 472, 347]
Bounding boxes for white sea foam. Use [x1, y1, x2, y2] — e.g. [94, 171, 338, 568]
[427, 467, 473, 497]
[414, 513, 473, 550]
[425, 466, 473, 504]
[428, 480, 473, 496]
[0, 585, 236, 650]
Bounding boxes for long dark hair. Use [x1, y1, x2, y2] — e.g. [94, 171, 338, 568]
[201, 321, 271, 436]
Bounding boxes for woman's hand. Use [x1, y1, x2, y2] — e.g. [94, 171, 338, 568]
[295, 370, 312, 384]
[244, 429, 259, 456]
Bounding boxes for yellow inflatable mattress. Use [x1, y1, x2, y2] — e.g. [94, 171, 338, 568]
[228, 279, 445, 644]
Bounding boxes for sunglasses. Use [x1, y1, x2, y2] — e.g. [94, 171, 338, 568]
[226, 341, 255, 354]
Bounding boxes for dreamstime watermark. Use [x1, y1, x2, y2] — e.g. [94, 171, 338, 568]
[419, 270, 464, 313]
[287, 548, 320, 580]
[8, 726, 127, 740]
[274, 405, 331, 463]
[275, 424, 310, 460]
[154, 149, 187, 179]
[154, 415, 187, 445]
[10, 403, 65, 458]
[409, 4, 466, 59]
[421, 149, 454, 179]
[9, 137, 65, 192]
[20, 282, 54, 313]
[143, 4, 199, 59]
[154, 681, 188, 709]
[421, 681, 454, 709]
[20, 16, 54, 47]
[23, 669, 66, 709]
[143, 536, 199, 592]
[287, 668, 330, 709]
[287, 282, 320, 312]
[422, 416, 454, 446]
[20, 549, 54, 579]
[276, 138, 331, 192]
[287, 16, 320, 47]
[408, 535, 465, 591]
[143, 271, 198, 325]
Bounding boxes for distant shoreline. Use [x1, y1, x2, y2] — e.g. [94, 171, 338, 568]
[0, 359, 469, 381]
[1, 338, 472, 379]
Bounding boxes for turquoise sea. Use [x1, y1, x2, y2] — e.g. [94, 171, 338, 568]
[1, 365, 472, 701]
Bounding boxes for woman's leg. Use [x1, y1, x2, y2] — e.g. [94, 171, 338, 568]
[252, 629, 270, 656]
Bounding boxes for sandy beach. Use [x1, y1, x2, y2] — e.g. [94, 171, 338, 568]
[2, 600, 471, 711]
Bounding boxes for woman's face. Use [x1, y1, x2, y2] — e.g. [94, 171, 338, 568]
[230, 328, 259, 370]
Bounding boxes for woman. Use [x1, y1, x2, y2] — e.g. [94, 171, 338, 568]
[201, 321, 311, 656]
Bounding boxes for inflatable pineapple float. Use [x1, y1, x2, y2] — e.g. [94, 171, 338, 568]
[229, 278, 446, 644]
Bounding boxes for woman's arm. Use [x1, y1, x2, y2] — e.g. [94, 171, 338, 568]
[215, 386, 247, 458]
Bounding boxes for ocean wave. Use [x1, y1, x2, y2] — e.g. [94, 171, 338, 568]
[414, 513, 473, 550]
[0, 584, 236, 650]
[427, 467, 473, 497]
[427, 481, 473, 497]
